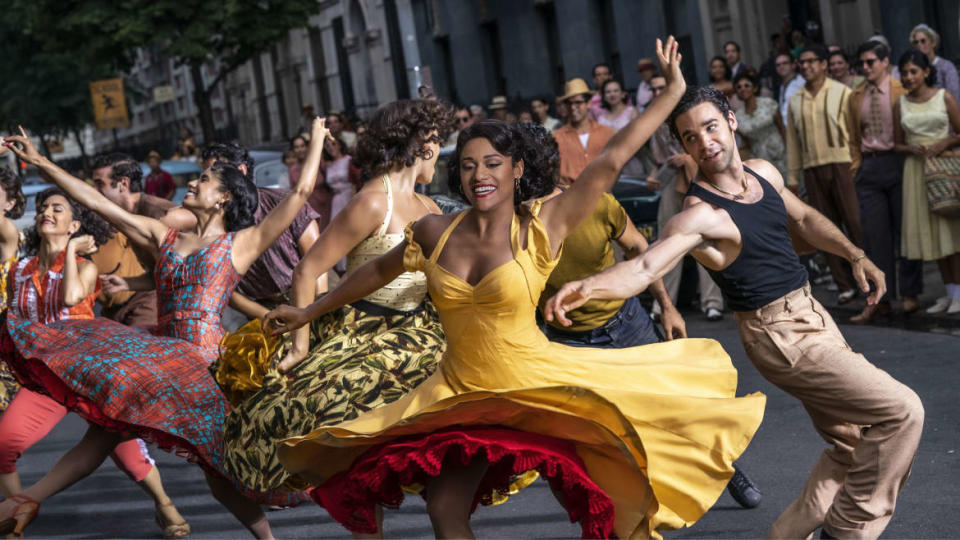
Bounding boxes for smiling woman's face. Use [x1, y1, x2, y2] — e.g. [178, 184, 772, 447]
[458, 137, 523, 211]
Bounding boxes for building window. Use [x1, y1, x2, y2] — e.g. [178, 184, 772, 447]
[479, 20, 506, 96]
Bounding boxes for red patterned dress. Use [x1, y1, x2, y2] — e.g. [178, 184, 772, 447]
[0, 230, 308, 506]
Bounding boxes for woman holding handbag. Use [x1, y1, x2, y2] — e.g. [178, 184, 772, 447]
[894, 50, 960, 313]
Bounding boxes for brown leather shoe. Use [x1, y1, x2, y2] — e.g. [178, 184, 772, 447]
[850, 302, 892, 324]
[901, 296, 920, 314]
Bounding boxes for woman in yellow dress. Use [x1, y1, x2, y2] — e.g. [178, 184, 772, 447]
[265, 38, 765, 539]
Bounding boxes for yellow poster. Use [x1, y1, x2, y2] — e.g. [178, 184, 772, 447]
[89, 78, 130, 130]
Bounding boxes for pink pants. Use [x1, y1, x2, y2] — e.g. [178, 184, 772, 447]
[0, 388, 155, 481]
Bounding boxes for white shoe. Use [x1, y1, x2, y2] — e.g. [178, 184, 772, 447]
[926, 297, 952, 314]
[705, 307, 724, 321]
[947, 299, 960, 315]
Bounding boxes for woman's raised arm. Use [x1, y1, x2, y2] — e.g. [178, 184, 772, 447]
[4, 128, 168, 253]
[231, 118, 327, 273]
[540, 37, 686, 249]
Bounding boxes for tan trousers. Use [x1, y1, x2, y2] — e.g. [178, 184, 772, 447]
[657, 181, 723, 310]
[735, 285, 923, 539]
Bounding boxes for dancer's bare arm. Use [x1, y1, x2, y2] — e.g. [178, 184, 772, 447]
[544, 203, 725, 326]
[750, 159, 885, 304]
[263, 242, 405, 336]
[62, 236, 100, 307]
[276, 188, 390, 370]
[4, 129, 167, 254]
[539, 37, 686, 253]
[615, 218, 686, 339]
[231, 118, 327, 274]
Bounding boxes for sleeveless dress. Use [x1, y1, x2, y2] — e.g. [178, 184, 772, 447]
[213, 176, 445, 493]
[0, 251, 19, 410]
[278, 203, 766, 539]
[900, 89, 960, 260]
[0, 230, 307, 506]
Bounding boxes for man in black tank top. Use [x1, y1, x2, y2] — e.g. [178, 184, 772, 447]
[545, 86, 923, 540]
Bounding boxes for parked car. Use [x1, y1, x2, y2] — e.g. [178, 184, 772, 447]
[248, 150, 286, 189]
[611, 177, 660, 242]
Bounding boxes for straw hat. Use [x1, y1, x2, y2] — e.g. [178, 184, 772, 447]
[559, 78, 592, 102]
[636, 58, 656, 72]
[488, 95, 508, 110]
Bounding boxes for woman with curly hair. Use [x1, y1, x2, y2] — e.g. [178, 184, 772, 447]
[213, 98, 451, 495]
[0, 188, 183, 530]
[265, 38, 764, 539]
[0, 120, 327, 538]
[0, 167, 25, 412]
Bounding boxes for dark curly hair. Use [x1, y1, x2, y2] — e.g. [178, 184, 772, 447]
[600, 79, 628, 110]
[202, 143, 254, 183]
[210, 161, 258, 231]
[709, 56, 732, 83]
[732, 70, 759, 91]
[92, 153, 143, 192]
[668, 86, 732, 142]
[23, 187, 112, 256]
[353, 99, 455, 179]
[0, 167, 26, 219]
[898, 50, 937, 88]
[446, 120, 558, 207]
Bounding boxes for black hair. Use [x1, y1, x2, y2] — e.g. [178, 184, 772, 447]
[709, 56, 732, 82]
[732, 70, 759, 90]
[92, 152, 143, 192]
[723, 40, 741, 53]
[0, 167, 25, 219]
[202, 143, 254, 183]
[24, 187, 112, 255]
[799, 43, 829, 62]
[530, 96, 550, 107]
[857, 40, 891, 61]
[600, 79, 627, 110]
[353, 99, 455, 179]
[289, 135, 307, 150]
[775, 52, 794, 65]
[828, 50, 849, 64]
[210, 161, 258, 231]
[447, 120, 558, 207]
[668, 86, 732, 142]
[592, 62, 612, 78]
[898, 50, 937, 87]
[322, 135, 350, 161]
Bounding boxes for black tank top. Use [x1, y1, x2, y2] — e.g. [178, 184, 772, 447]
[685, 166, 808, 311]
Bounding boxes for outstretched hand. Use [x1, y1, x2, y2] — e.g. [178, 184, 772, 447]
[655, 36, 685, 96]
[100, 274, 130, 295]
[543, 280, 593, 327]
[853, 256, 886, 306]
[2, 126, 44, 166]
[262, 304, 311, 336]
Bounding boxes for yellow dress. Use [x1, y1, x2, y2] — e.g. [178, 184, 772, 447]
[279, 203, 766, 539]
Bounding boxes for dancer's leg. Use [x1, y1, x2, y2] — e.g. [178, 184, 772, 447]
[425, 454, 488, 539]
[202, 470, 274, 539]
[0, 389, 69, 496]
[110, 439, 188, 533]
[353, 506, 383, 539]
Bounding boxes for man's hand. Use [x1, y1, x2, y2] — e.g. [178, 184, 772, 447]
[543, 279, 593, 327]
[660, 306, 687, 340]
[100, 274, 130, 295]
[853, 255, 886, 305]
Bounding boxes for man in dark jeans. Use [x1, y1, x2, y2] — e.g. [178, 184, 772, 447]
[537, 191, 763, 508]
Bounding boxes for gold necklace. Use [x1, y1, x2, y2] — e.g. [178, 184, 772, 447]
[709, 175, 749, 200]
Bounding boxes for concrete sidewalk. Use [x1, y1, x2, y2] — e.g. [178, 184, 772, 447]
[811, 260, 960, 336]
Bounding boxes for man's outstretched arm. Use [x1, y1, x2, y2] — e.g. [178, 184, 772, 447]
[544, 204, 715, 326]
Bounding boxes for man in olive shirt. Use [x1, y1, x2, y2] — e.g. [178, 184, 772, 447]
[536, 190, 762, 509]
[90, 153, 196, 327]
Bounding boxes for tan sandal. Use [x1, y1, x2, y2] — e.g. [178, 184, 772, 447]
[154, 502, 190, 538]
[0, 494, 40, 538]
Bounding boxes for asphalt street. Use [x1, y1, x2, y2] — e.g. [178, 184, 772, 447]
[11, 315, 959, 539]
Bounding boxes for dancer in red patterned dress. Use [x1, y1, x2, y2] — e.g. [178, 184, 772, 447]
[0, 120, 327, 538]
[0, 187, 190, 537]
